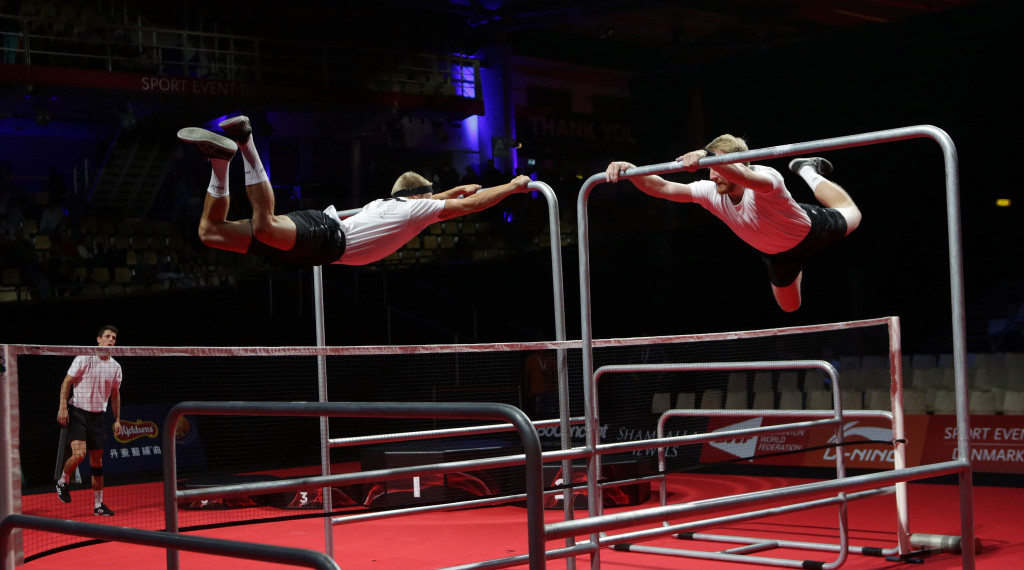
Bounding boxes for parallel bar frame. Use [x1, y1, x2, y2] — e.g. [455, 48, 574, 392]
[575, 125, 974, 568]
[161, 401, 545, 570]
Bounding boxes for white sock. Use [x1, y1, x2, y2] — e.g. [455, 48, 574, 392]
[58, 472, 67, 484]
[237, 137, 269, 185]
[797, 166, 827, 192]
[207, 158, 230, 198]
[95, 490, 103, 508]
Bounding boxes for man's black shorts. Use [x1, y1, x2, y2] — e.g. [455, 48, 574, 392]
[246, 209, 346, 266]
[67, 405, 106, 450]
[760, 204, 848, 287]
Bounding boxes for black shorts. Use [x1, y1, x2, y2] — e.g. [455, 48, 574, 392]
[246, 209, 346, 266]
[67, 405, 106, 450]
[760, 204, 848, 287]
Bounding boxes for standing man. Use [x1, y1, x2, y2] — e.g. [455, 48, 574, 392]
[606, 134, 861, 312]
[56, 325, 122, 516]
[177, 115, 533, 267]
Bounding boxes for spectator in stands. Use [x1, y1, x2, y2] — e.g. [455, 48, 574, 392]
[51, 222, 78, 258]
[4, 192, 28, 238]
[77, 232, 101, 265]
[461, 164, 482, 186]
[38, 197, 64, 234]
[434, 161, 459, 190]
[524, 350, 558, 418]
[606, 134, 861, 312]
[132, 251, 157, 283]
[56, 325, 122, 516]
[177, 115, 533, 267]
[154, 250, 184, 283]
[481, 158, 505, 188]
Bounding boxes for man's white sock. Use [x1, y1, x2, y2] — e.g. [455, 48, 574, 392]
[798, 166, 826, 192]
[58, 472, 67, 485]
[207, 158, 230, 198]
[237, 138, 269, 185]
[95, 490, 103, 508]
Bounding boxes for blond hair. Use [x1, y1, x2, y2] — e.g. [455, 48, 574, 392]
[391, 171, 433, 197]
[706, 134, 750, 166]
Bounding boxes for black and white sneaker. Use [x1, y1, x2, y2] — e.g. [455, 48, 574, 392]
[94, 503, 115, 516]
[177, 127, 237, 160]
[56, 482, 71, 503]
[218, 115, 252, 144]
[788, 157, 833, 176]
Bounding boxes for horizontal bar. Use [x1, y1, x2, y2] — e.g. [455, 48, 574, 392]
[546, 461, 968, 540]
[1, 514, 339, 570]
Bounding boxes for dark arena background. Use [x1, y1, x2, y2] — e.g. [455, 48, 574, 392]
[3, 1, 1024, 569]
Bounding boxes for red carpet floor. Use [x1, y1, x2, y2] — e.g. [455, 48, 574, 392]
[19, 473, 1022, 569]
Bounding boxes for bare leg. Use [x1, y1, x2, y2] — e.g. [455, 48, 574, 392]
[198, 193, 253, 253]
[812, 179, 862, 234]
[217, 115, 299, 251]
[89, 449, 104, 492]
[63, 439, 86, 479]
[178, 129, 258, 253]
[245, 179, 298, 251]
[790, 157, 862, 235]
[772, 272, 803, 312]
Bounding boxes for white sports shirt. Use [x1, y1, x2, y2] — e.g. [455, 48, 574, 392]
[327, 198, 446, 265]
[687, 165, 811, 254]
[66, 355, 123, 413]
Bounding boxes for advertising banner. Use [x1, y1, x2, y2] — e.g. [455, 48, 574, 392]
[921, 415, 1024, 474]
[698, 414, 1022, 474]
[103, 403, 206, 476]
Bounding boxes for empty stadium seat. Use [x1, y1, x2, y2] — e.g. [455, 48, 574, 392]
[1004, 352, 1024, 370]
[806, 390, 833, 410]
[751, 390, 774, 410]
[859, 368, 891, 390]
[1001, 390, 1024, 415]
[910, 367, 944, 390]
[969, 390, 997, 415]
[752, 371, 774, 393]
[776, 372, 799, 393]
[841, 389, 863, 410]
[841, 369, 865, 390]
[725, 390, 747, 410]
[804, 370, 828, 391]
[974, 352, 1005, 368]
[726, 371, 747, 393]
[861, 355, 889, 370]
[932, 390, 957, 415]
[866, 389, 890, 410]
[700, 389, 722, 409]
[778, 390, 803, 410]
[651, 392, 672, 414]
[910, 353, 938, 369]
[904, 389, 927, 415]
[674, 392, 696, 409]
[974, 367, 1009, 390]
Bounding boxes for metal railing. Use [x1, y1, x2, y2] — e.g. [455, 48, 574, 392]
[575, 125, 975, 568]
[162, 401, 546, 570]
[1, 513, 340, 570]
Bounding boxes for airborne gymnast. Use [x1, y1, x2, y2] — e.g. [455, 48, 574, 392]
[607, 134, 861, 312]
[178, 115, 532, 267]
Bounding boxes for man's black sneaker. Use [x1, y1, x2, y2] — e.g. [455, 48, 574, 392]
[94, 503, 115, 516]
[788, 157, 833, 177]
[56, 482, 71, 503]
[218, 115, 252, 144]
